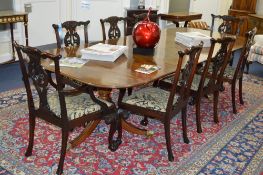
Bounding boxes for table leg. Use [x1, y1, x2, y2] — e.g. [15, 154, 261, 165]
[173, 21, 180, 27]
[10, 23, 15, 61]
[68, 120, 100, 150]
[24, 20, 29, 46]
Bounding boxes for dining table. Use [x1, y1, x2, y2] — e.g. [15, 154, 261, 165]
[43, 27, 245, 150]
[159, 12, 202, 27]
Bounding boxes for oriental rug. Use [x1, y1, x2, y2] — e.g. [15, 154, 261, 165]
[0, 74, 263, 175]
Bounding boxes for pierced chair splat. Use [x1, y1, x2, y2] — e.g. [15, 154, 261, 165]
[14, 42, 117, 175]
[211, 14, 244, 68]
[100, 16, 127, 41]
[117, 42, 203, 161]
[52, 20, 90, 49]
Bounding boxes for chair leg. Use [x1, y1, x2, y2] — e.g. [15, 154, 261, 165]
[182, 107, 190, 144]
[213, 91, 219, 123]
[245, 62, 250, 74]
[239, 78, 244, 105]
[231, 81, 237, 114]
[127, 88, 132, 96]
[195, 99, 202, 133]
[229, 53, 234, 66]
[164, 121, 174, 161]
[25, 114, 36, 157]
[140, 116, 149, 126]
[56, 129, 69, 175]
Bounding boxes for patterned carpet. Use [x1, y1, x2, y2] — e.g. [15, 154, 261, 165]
[0, 74, 263, 175]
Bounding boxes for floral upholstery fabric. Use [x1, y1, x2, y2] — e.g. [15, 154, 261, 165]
[122, 87, 179, 113]
[191, 74, 210, 91]
[37, 93, 112, 120]
[223, 65, 236, 79]
[162, 74, 209, 91]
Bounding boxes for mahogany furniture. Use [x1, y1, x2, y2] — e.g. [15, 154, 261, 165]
[14, 42, 117, 175]
[0, 10, 28, 63]
[100, 16, 127, 41]
[117, 43, 203, 161]
[228, 0, 257, 36]
[159, 12, 202, 27]
[52, 20, 90, 49]
[158, 37, 236, 133]
[211, 14, 244, 35]
[42, 27, 245, 151]
[126, 8, 158, 35]
[223, 28, 257, 114]
[248, 14, 263, 34]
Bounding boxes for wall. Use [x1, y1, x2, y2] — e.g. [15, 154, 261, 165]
[256, 0, 263, 15]
[169, 0, 190, 13]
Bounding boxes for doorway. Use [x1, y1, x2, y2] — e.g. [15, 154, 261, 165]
[169, 0, 190, 13]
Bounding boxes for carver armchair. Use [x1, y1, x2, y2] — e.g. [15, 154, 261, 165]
[14, 42, 116, 175]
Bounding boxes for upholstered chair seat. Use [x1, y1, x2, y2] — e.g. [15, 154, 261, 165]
[38, 93, 113, 120]
[122, 87, 179, 113]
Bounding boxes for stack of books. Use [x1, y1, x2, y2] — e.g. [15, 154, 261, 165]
[175, 32, 211, 47]
[80, 43, 128, 62]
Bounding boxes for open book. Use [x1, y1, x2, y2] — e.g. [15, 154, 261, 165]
[175, 32, 211, 47]
[80, 43, 128, 62]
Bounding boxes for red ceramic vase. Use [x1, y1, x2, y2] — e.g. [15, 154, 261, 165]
[132, 14, 160, 48]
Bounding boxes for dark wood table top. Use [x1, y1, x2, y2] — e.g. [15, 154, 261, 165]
[159, 12, 202, 22]
[43, 27, 245, 89]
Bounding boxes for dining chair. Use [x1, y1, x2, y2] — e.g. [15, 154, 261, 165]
[222, 27, 257, 114]
[158, 37, 236, 133]
[100, 16, 127, 41]
[117, 42, 203, 161]
[14, 42, 116, 175]
[52, 20, 90, 49]
[211, 14, 244, 66]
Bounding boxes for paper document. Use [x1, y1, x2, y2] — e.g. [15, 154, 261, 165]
[135, 64, 161, 74]
[50, 57, 88, 68]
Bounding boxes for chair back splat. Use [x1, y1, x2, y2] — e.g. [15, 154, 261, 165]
[239, 27, 257, 74]
[207, 37, 236, 90]
[53, 20, 90, 48]
[211, 14, 244, 36]
[100, 16, 127, 41]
